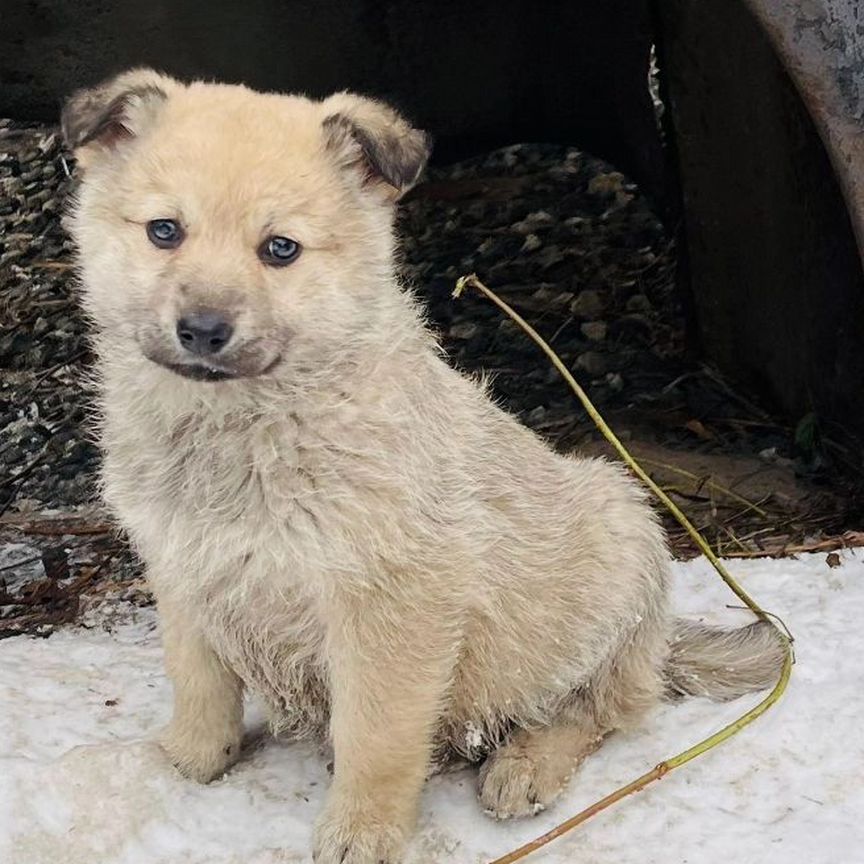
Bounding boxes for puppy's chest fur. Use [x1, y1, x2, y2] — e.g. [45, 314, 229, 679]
[104, 397, 367, 737]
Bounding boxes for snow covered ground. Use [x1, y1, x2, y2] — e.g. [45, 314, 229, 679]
[1, 551, 862, 864]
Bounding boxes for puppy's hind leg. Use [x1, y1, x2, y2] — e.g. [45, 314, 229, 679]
[480, 622, 668, 819]
[478, 704, 605, 820]
[158, 597, 244, 783]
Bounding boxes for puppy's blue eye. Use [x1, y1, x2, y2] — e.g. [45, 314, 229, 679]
[260, 236, 301, 266]
[146, 219, 184, 249]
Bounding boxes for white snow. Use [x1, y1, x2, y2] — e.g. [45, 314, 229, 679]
[2, 551, 863, 864]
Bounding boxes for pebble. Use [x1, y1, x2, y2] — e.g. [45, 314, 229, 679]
[606, 372, 625, 392]
[520, 233, 542, 253]
[581, 321, 608, 342]
[531, 286, 558, 304]
[620, 312, 652, 333]
[501, 149, 518, 168]
[5, 446, 24, 464]
[464, 202, 487, 222]
[511, 210, 554, 235]
[475, 237, 498, 257]
[450, 321, 479, 340]
[587, 171, 630, 200]
[626, 294, 653, 313]
[570, 289, 605, 319]
[576, 351, 607, 376]
[535, 245, 565, 270]
[526, 406, 547, 425]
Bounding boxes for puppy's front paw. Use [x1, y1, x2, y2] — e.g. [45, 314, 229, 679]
[159, 721, 242, 784]
[313, 799, 408, 864]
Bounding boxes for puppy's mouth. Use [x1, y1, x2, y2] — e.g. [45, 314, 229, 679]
[163, 362, 238, 382]
[144, 353, 282, 382]
[138, 331, 285, 382]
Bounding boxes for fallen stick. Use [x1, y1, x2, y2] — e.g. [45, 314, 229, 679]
[0, 512, 115, 537]
[721, 530, 864, 558]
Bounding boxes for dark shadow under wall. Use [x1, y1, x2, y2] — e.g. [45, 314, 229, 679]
[656, 0, 864, 446]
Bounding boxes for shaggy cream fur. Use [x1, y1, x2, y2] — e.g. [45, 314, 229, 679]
[62, 70, 784, 864]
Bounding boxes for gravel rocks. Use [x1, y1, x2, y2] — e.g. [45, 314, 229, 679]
[398, 141, 684, 445]
[0, 120, 96, 515]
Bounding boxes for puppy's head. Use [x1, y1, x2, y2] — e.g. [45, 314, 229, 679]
[62, 69, 431, 384]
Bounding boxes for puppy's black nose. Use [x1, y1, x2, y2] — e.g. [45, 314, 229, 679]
[176, 311, 234, 356]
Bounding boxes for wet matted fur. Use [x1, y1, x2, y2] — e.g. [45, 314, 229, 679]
[62, 69, 785, 864]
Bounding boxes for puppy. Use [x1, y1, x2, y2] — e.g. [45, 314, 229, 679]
[62, 70, 784, 864]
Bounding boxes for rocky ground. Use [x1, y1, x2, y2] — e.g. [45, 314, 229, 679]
[1, 121, 860, 637]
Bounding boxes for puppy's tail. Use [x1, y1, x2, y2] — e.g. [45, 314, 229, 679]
[665, 618, 787, 702]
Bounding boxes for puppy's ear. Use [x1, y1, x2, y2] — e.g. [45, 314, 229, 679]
[61, 68, 177, 168]
[321, 93, 432, 199]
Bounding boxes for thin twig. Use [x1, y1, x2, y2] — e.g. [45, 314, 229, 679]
[30, 260, 75, 271]
[721, 531, 864, 559]
[720, 524, 749, 554]
[0, 514, 114, 536]
[640, 457, 770, 519]
[548, 315, 574, 346]
[0, 444, 50, 486]
[0, 555, 42, 574]
[699, 365, 774, 421]
[20, 349, 88, 396]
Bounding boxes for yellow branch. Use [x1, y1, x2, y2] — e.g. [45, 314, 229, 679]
[453, 274, 794, 864]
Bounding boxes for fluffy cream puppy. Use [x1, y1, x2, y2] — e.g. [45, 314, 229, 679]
[62, 70, 783, 864]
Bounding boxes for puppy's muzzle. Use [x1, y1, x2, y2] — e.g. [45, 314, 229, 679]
[138, 308, 284, 382]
